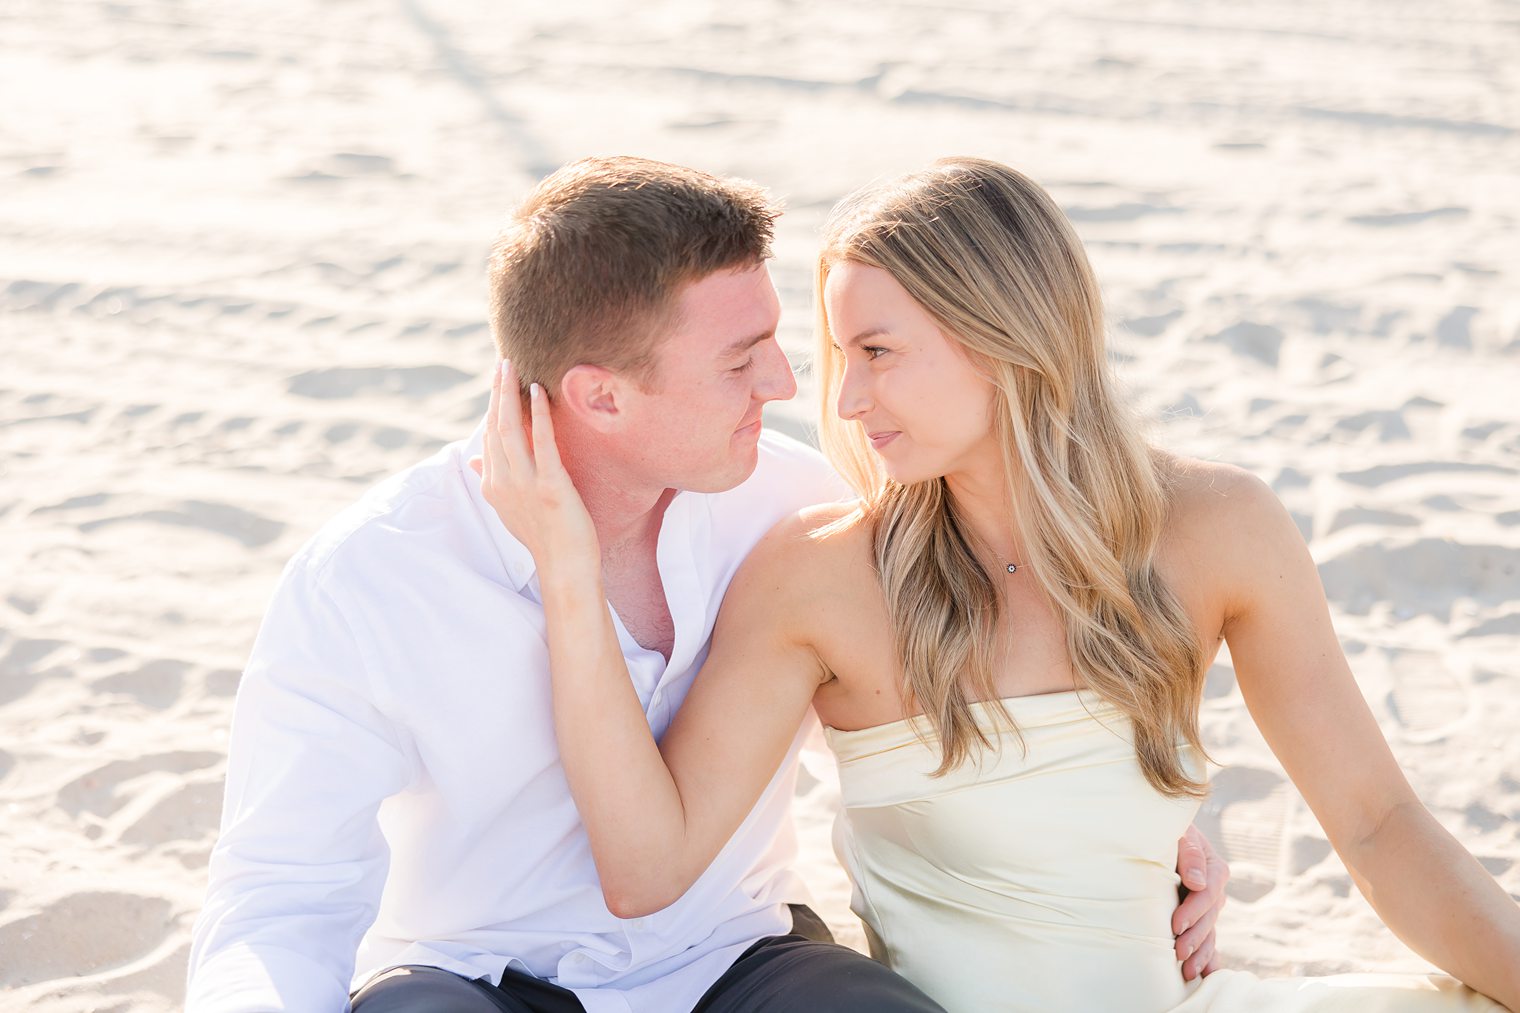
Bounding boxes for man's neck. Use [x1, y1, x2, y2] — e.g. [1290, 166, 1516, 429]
[558, 440, 680, 659]
[560, 448, 674, 563]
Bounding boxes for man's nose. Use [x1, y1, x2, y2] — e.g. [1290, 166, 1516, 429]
[757, 338, 798, 403]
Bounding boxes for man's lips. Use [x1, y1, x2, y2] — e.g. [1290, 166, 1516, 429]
[735, 417, 763, 436]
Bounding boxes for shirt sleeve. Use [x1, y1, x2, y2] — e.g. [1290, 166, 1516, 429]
[186, 558, 414, 1012]
[758, 430, 856, 508]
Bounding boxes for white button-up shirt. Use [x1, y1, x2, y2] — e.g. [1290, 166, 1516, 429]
[186, 424, 850, 1012]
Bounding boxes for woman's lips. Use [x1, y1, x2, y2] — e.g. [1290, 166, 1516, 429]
[868, 431, 900, 449]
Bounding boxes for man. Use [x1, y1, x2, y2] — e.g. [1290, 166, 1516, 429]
[187, 156, 1226, 1012]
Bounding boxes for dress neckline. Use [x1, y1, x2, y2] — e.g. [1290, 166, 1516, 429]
[823, 687, 1104, 739]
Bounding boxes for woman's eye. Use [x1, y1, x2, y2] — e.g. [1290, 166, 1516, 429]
[863, 346, 887, 360]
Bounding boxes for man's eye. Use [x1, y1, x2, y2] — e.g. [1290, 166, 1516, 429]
[729, 358, 754, 374]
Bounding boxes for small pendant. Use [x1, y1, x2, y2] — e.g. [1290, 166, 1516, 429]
[1006, 563, 1019, 574]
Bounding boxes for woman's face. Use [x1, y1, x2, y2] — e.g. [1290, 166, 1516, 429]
[824, 261, 999, 486]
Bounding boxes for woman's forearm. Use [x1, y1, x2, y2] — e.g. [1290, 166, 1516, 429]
[1345, 801, 1520, 1009]
[540, 572, 696, 917]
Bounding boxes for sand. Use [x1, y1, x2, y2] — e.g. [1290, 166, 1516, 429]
[2, 0, 1517, 1009]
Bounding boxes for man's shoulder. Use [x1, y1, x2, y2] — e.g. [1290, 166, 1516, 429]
[754, 425, 825, 467]
[285, 439, 483, 595]
[746, 427, 851, 502]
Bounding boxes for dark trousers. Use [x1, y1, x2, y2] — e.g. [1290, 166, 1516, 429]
[350, 906, 944, 1012]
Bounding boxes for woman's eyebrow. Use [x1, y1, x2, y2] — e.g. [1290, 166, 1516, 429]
[845, 327, 890, 346]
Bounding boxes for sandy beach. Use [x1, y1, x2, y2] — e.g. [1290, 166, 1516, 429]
[2, 1, 1518, 1009]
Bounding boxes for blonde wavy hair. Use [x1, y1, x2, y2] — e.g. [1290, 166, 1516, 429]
[815, 157, 1207, 797]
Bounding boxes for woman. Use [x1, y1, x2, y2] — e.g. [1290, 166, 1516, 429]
[474, 158, 1520, 1011]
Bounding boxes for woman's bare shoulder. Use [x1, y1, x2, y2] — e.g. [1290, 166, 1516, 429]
[722, 499, 873, 613]
[723, 501, 881, 635]
[745, 499, 873, 573]
[1156, 452, 1281, 531]
[1154, 452, 1308, 607]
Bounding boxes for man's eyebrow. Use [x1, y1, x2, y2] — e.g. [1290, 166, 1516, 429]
[720, 329, 775, 358]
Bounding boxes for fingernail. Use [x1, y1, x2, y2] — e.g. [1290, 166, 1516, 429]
[1187, 868, 1206, 889]
[530, 382, 541, 400]
[500, 359, 510, 377]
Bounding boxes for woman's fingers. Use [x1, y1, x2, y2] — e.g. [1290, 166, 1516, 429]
[1177, 829, 1209, 894]
[1182, 934, 1216, 981]
[495, 360, 534, 474]
[1174, 895, 1220, 972]
[528, 383, 565, 479]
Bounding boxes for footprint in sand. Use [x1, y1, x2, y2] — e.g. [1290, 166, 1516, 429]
[0, 892, 174, 987]
[1346, 206, 1468, 228]
[1203, 321, 1284, 369]
[1476, 855, 1513, 877]
[324, 421, 361, 444]
[1338, 461, 1515, 489]
[1289, 833, 1333, 876]
[117, 775, 224, 850]
[0, 636, 67, 674]
[1119, 308, 1183, 338]
[0, 637, 71, 706]
[79, 500, 286, 550]
[1202, 662, 1236, 700]
[1383, 649, 1473, 744]
[89, 939, 193, 1008]
[1196, 765, 1293, 903]
[1459, 611, 1520, 639]
[30, 492, 111, 516]
[1331, 409, 1411, 442]
[92, 659, 189, 710]
[55, 751, 223, 820]
[1324, 506, 1420, 535]
[286, 364, 473, 400]
[204, 667, 241, 697]
[1463, 803, 1509, 835]
[4, 593, 42, 617]
[1316, 538, 1520, 617]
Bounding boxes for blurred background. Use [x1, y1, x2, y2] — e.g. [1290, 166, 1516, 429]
[1, 1, 1517, 1009]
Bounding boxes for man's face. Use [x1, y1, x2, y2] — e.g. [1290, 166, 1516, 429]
[617, 262, 796, 493]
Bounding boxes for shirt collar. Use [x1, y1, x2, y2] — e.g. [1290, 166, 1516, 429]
[457, 417, 704, 596]
[460, 418, 539, 593]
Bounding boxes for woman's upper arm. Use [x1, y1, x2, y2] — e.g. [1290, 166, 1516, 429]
[1209, 468, 1419, 847]
[656, 512, 832, 879]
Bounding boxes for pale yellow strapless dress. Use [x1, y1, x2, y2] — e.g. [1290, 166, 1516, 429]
[824, 690, 1505, 1013]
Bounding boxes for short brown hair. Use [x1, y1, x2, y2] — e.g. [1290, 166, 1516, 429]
[487, 156, 779, 390]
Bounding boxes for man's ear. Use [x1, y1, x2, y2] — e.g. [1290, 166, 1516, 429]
[558, 364, 625, 433]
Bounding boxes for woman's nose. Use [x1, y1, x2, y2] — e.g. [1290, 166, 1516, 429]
[835, 363, 871, 421]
